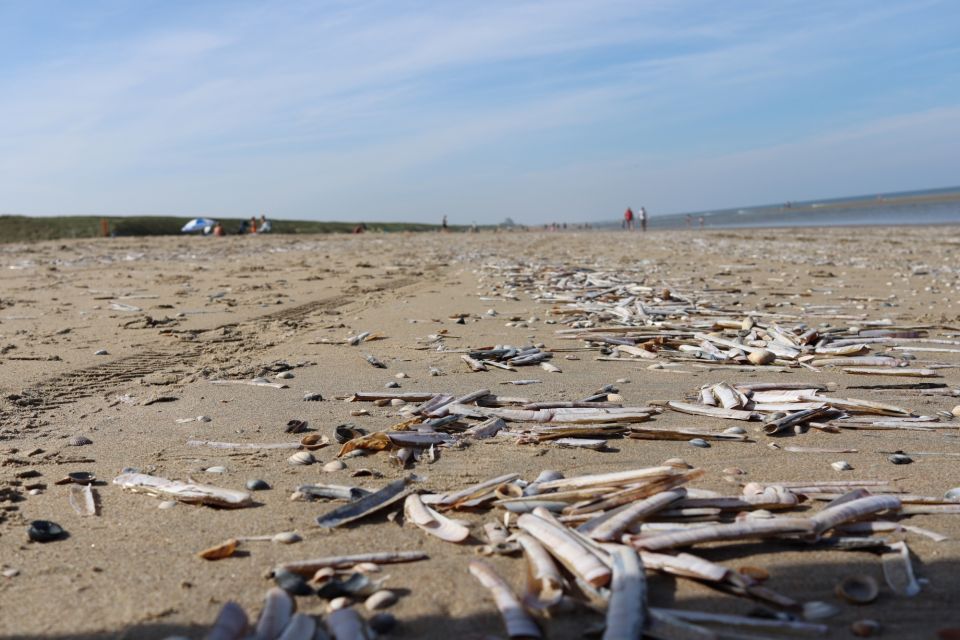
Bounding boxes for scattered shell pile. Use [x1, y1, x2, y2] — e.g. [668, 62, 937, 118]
[183, 461, 958, 639]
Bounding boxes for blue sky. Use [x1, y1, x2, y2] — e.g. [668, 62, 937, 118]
[1, 0, 958, 223]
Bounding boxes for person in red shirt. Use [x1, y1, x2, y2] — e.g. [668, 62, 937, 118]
[623, 207, 634, 230]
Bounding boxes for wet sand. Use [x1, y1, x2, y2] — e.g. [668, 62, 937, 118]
[1, 228, 959, 639]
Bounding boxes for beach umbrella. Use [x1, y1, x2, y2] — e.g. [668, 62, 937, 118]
[181, 218, 217, 233]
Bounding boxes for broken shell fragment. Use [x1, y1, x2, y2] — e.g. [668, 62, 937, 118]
[197, 538, 239, 561]
[303, 392, 324, 401]
[288, 451, 316, 465]
[835, 575, 879, 604]
[945, 488, 960, 501]
[832, 461, 853, 471]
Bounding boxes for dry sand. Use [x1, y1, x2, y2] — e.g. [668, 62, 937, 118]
[1, 228, 959, 639]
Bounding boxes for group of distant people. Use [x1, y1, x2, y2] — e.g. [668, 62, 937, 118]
[623, 207, 648, 231]
[234, 215, 271, 235]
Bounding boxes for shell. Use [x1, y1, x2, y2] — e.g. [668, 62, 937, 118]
[303, 392, 324, 401]
[285, 419, 308, 434]
[403, 493, 471, 543]
[335, 424, 364, 444]
[68, 435, 93, 447]
[273, 569, 314, 596]
[300, 434, 329, 450]
[747, 349, 776, 365]
[272, 531, 302, 544]
[323, 460, 347, 472]
[722, 467, 746, 475]
[851, 620, 881, 637]
[288, 451, 316, 465]
[27, 520, 65, 543]
[206, 601, 248, 640]
[205, 466, 227, 474]
[364, 589, 398, 611]
[832, 461, 853, 471]
[277, 613, 316, 640]
[835, 575, 879, 604]
[662, 458, 692, 469]
[688, 438, 710, 448]
[945, 488, 960, 501]
[246, 479, 271, 491]
[276, 371, 294, 379]
[723, 426, 746, 435]
[888, 453, 913, 465]
[66, 471, 96, 485]
[197, 538, 239, 561]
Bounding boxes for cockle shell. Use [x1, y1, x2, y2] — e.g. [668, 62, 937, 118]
[288, 451, 315, 465]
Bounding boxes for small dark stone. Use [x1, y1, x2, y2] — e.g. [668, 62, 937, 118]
[246, 479, 270, 491]
[455, 317, 465, 325]
[28, 520, 65, 543]
[385, 381, 400, 389]
[273, 568, 314, 596]
[369, 612, 397, 634]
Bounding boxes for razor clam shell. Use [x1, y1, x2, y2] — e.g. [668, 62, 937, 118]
[325, 607, 371, 640]
[666, 401, 758, 421]
[882, 541, 921, 596]
[206, 601, 249, 640]
[630, 517, 815, 551]
[297, 484, 370, 501]
[534, 466, 675, 492]
[583, 489, 686, 541]
[468, 559, 543, 639]
[517, 512, 611, 587]
[435, 473, 520, 508]
[315, 477, 412, 529]
[275, 551, 428, 577]
[809, 495, 902, 536]
[112, 472, 253, 508]
[69, 484, 97, 517]
[403, 493, 470, 542]
[651, 608, 828, 635]
[277, 613, 317, 640]
[256, 587, 294, 640]
[516, 532, 564, 609]
[603, 546, 646, 640]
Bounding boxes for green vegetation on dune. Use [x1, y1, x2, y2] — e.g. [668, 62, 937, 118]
[0, 215, 443, 243]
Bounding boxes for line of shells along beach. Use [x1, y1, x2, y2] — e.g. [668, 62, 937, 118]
[2, 228, 960, 639]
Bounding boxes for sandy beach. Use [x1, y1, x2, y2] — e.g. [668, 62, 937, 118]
[2, 227, 960, 639]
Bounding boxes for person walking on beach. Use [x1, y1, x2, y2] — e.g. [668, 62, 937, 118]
[442, 215, 448, 232]
[623, 207, 634, 230]
[698, 216, 705, 230]
[639, 207, 648, 232]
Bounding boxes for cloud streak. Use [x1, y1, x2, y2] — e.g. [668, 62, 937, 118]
[0, 0, 957, 221]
